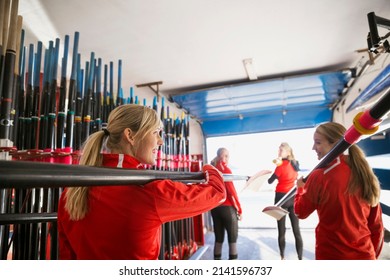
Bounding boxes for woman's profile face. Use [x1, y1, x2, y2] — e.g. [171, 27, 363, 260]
[312, 132, 333, 160]
[134, 126, 163, 165]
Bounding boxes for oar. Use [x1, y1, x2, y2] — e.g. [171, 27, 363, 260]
[0, 213, 57, 225]
[0, 0, 19, 260]
[64, 32, 79, 150]
[30, 41, 42, 150]
[56, 34, 69, 150]
[0, 159, 250, 189]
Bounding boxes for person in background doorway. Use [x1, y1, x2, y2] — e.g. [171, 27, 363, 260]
[268, 142, 303, 260]
[210, 147, 242, 260]
[294, 122, 384, 260]
[57, 104, 226, 260]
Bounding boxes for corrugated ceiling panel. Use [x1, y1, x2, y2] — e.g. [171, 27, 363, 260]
[170, 71, 351, 137]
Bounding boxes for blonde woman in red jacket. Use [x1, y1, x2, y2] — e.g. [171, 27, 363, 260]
[295, 122, 384, 259]
[268, 142, 303, 260]
[210, 148, 242, 260]
[57, 104, 226, 260]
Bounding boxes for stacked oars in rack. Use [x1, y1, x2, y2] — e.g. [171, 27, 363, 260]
[0, 0, 197, 260]
[156, 97, 196, 259]
[0, 0, 23, 260]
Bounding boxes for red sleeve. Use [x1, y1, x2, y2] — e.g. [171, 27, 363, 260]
[215, 161, 242, 214]
[215, 160, 230, 174]
[148, 166, 227, 223]
[368, 204, 384, 258]
[294, 170, 322, 219]
[274, 164, 283, 178]
[225, 181, 242, 214]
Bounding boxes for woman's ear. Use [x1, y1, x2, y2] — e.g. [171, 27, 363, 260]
[124, 128, 135, 145]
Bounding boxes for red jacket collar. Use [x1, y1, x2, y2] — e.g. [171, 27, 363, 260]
[102, 154, 145, 169]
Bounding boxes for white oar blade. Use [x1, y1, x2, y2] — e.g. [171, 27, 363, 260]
[262, 206, 289, 220]
[242, 170, 272, 192]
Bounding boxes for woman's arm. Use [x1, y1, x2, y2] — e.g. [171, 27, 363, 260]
[149, 165, 227, 223]
[294, 173, 321, 219]
[368, 204, 384, 258]
[268, 173, 277, 184]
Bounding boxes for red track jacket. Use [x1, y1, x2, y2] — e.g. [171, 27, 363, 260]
[214, 160, 242, 215]
[294, 155, 384, 259]
[270, 159, 298, 193]
[57, 154, 226, 260]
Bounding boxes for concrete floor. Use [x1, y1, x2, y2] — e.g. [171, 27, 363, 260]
[198, 189, 390, 260]
[199, 227, 390, 260]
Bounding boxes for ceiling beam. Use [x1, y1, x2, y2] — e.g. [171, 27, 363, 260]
[136, 81, 163, 101]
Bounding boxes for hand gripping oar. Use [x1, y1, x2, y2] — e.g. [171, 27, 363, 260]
[0, 160, 250, 189]
[263, 86, 390, 220]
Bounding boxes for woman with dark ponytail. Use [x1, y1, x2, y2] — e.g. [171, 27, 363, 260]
[57, 104, 226, 260]
[210, 147, 242, 260]
[295, 122, 384, 259]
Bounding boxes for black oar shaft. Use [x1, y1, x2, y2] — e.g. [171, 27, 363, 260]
[65, 32, 79, 149]
[0, 213, 57, 225]
[0, 160, 247, 189]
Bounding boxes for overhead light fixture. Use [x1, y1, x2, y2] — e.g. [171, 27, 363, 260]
[243, 58, 258, 81]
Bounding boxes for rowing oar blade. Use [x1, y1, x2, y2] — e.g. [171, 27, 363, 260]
[241, 169, 272, 193]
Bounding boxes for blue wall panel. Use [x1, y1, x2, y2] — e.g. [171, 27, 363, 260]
[358, 129, 390, 157]
[201, 107, 332, 137]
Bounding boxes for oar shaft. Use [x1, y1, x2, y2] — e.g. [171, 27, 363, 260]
[0, 160, 247, 189]
[0, 213, 57, 225]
